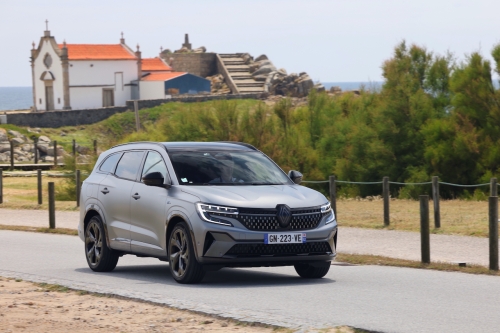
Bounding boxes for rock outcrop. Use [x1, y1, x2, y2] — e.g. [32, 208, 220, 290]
[0, 130, 78, 163]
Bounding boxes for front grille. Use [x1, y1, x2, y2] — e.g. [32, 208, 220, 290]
[225, 242, 332, 257]
[237, 207, 328, 231]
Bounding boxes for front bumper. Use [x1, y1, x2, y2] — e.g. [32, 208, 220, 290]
[190, 210, 337, 267]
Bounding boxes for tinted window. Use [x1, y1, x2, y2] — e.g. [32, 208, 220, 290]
[168, 151, 291, 185]
[142, 151, 169, 181]
[99, 153, 122, 173]
[115, 151, 144, 181]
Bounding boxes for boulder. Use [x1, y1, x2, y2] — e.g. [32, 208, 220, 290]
[253, 75, 269, 82]
[0, 153, 8, 162]
[252, 64, 276, 77]
[241, 53, 253, 64]
[0, 128, 7, 142]
[76, 145, 90, 155]
[296, 74, 314, 97]
[329, 86, 342, 94]
[46, 147, 66, 157]
[314, 83, 326, 92]
[11, 137, 24, 145]
[255, 54, 268, 62]
[38, 136, 51, 143]
[22, 144, 34, 152]
[37, 143, 49, 153]
[7, 130, 22, 138]
[0, 143, 9, 153]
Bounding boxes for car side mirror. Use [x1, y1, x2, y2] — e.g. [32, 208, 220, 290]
[288, 170, 303, 184]
[143, 172, 170, 188]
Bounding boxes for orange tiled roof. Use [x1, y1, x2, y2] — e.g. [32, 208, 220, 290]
[142, 57, 172, 71]
[58, 44, 136, 60]
[141, 72, 186, 81]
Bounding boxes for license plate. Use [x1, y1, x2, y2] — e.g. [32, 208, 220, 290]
[264, 233, 306, 244]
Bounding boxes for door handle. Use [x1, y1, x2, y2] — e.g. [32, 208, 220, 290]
[101, 188, 109, 194]
[132, 193, 141, 200]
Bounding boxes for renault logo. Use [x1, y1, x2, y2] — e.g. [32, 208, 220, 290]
[276, 204, 292, 228]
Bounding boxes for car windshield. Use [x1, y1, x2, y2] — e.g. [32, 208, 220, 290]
[168, 151, 292, 185]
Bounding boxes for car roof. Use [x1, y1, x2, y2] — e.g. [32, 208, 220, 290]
[110, 141, 257, 152]
[162, 141, 257, 151]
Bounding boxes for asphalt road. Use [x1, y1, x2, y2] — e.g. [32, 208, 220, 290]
[1, 230, 500, 333]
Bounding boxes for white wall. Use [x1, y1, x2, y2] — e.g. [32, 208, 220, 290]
[139, 81, 165, 100]
[33, 39, 64, 111]
[68, 60, 137, 109]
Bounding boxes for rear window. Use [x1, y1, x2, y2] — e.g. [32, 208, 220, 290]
[115, 151, 145, 181]
[99, 153, 122, 174]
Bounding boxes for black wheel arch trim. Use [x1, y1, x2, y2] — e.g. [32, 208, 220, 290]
[84, 203, 111, 250]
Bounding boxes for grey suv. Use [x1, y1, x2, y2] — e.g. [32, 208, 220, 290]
[79, 142, 337, 283]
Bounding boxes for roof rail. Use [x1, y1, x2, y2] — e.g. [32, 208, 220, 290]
[217, 141, 258, 151]
[110, 141, 166, 149]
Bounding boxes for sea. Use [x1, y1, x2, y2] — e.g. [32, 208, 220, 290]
[0, 82, 382, 111]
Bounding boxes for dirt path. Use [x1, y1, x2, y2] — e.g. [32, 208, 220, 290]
[0, 277, 287, 333]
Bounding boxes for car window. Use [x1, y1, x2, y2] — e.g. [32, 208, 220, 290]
[115, 151, 145, 181]
[141, 151, 168, 181]
[99, 153, 122, 174]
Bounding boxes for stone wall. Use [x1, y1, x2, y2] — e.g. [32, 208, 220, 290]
[162, 53, 217, 77]
[4, 106, 129, 128]
[3, 93, 268, 128]
[126, 92, 268, 110]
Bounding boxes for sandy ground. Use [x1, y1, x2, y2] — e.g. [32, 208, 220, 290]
[0, 277, 358, 333]
[0, 277, 281, 333]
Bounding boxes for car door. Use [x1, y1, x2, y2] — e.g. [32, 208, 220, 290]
[97, 150, 145, 252]
[130, 150, 170, 256]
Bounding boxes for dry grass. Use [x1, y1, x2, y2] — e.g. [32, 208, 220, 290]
[336, 253, 500, 276]
[337, 198, 491, 237]
[0, 225, 78, 235]
[0, 176, 78, 211]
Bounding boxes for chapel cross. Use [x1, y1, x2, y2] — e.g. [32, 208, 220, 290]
[45, 20, 49, 30]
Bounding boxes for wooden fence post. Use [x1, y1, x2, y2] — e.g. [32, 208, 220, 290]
[76, 169, 81, 207]
[420, 195, 431, 264]
[9, 140, 14, 170]
[53, 141, 57, 166]
[134, 100, 140, 132]
[72, 139, 76, 157]
[383, 176, 390, 226]
[37, 169, 42, 205]
[93, 140, 97, 155]
[0, 168, 3, 204]
[490, 178, 497, 197]
[48, 182, 55, 229]
[489, 196, 498, 271]
[34, 137, 38, 164]
[329, 175, 336, 219]
[432, 176, 441, 228]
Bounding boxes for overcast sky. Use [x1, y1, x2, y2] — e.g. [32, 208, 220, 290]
[1, 0, 499, 87]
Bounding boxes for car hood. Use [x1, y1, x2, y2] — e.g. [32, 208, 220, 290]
[179, 185, 328, 209]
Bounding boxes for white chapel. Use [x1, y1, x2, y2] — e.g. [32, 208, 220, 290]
[30, 24, 172, 111]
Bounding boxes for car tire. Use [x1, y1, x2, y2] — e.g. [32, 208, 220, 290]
[84, 215, 119, 272]
[168, 222, 205, 284]
[294, 262, 330, 279]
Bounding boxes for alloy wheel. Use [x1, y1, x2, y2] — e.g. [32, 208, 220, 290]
[85, 221, 103, 267]
[169, 228, 189, 278]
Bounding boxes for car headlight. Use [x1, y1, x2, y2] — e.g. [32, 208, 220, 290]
[196, 203, 238, 227]
[321, 202, 336, 225]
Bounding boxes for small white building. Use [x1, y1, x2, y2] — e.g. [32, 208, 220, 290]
[30, 26, 173, 111]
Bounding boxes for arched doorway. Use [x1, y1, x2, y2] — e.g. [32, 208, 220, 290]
[40, 71, 55, 111]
